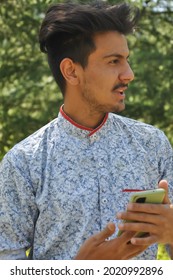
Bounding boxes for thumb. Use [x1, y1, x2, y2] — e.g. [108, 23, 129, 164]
[158, 179, 171, 204]
[93, 223, 116, 245]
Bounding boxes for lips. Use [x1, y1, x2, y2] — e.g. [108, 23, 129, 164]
[113, 87, 127, 96]
[117, 87, 127, 92]
[112, 84, 128, 93]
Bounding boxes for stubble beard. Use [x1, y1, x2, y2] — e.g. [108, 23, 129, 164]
[82, 85, 125, 115]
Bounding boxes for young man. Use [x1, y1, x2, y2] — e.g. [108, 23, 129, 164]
[0, 2, 173, 260]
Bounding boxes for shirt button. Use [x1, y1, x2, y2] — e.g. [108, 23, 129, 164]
[102, 198, 108, 204]
[93, 134, 97, 139]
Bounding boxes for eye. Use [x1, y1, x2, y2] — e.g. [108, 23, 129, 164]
[109, 59, 119, 64]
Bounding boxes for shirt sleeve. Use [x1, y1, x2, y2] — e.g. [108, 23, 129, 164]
[0, 249, 28, 260]
[0, 149, 38, 259]
[156, 131, 173, 259]
[156, 130, 173, 202]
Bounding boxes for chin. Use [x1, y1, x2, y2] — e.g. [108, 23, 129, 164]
[111, 104, 125, 113]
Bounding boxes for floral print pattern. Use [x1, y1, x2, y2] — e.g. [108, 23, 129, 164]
[0, 110, 173, 259]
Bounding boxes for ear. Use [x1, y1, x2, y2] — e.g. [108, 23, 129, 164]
[60, 58, 79, 86]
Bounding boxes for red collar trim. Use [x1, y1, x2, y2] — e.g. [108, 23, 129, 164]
[60, 105, 108, 136]
[88, 113, 108, 136]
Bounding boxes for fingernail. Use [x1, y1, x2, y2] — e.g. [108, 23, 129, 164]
[116, 213, 122, 219]
[108, 223, 115, 232]
[118, 224, 124, 229]
[127, 203, 133, 210]
[130, 238, 136, 244]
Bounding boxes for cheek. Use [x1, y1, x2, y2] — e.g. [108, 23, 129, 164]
[85, 69, 108, 88]
[84, 64, 119, 90]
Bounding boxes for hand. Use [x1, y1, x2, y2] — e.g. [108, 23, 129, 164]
[117, 180, 173, 246]
[74, 223, 148, 260]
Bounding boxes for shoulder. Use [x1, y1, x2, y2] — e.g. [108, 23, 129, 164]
[109, 113, 171, 149]
[110, 113, 157, 130]
[1, 117, 60, 167]
[110, 113, 163, 135]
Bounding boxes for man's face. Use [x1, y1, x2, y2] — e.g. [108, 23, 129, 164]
[79, 31, 134, 114]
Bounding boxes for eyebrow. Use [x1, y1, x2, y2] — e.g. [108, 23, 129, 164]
[103, 53, 130, 59]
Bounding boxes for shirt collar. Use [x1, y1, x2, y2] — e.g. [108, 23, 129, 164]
[58, 105, 109, 138]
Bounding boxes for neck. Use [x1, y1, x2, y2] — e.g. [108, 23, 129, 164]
[63, 103, 106, 129]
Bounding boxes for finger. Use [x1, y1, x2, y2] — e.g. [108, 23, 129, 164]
[127, 202, 166, 214]
[119, 230, 138, 243]
[91, 223, 116, 245]
[118, 222, 158, 235]
[118, 211, 162, 224]
[158, 180, 171, 204]
[130, 234, 158, 246]
[127, 245, 149, 259]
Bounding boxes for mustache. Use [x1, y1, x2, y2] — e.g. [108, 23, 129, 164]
[112, 83, 128, 91]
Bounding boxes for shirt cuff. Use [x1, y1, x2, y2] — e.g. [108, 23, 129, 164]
[0, 249, 28, 260]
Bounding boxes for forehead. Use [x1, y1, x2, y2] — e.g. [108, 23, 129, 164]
[91, 31, 129, 58]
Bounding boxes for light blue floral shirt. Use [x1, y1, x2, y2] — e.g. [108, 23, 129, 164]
[0, 108, 173, 260]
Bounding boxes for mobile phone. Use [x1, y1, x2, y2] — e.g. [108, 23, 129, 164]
[117, 188, 166, 237]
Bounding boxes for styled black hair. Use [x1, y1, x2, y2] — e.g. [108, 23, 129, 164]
[39, 2, 140, 94]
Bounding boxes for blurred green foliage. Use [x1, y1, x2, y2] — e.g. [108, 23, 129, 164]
[0, 0, 172, 260]
[0, 0, 173, 159]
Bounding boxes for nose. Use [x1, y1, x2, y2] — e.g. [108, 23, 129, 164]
[118, 63, 134, 83]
